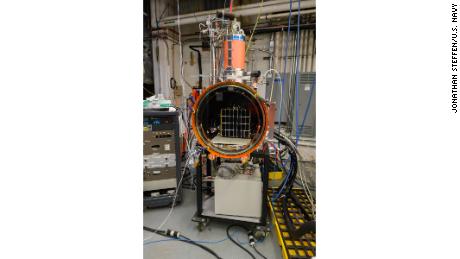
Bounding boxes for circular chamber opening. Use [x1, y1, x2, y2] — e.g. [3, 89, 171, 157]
[192, 82, 268, 158]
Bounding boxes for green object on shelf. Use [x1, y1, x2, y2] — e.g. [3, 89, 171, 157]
[159, 99, 172, 108]
[143, 97, 172, 109]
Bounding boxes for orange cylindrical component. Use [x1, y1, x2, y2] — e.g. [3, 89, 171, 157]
[223, 35, 246, 70]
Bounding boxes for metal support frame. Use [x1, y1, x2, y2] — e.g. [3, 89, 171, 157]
[192, 143, 270, 229]
[282, 190, 315, 240]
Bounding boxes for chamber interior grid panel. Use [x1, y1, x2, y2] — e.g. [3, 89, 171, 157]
[220, 106, 251, 139]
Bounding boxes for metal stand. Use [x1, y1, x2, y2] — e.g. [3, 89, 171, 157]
[192, 143, 270, 236]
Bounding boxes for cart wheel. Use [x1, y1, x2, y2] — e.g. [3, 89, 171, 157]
[197, 222, 206, 232]
[254, 230, 267, 240]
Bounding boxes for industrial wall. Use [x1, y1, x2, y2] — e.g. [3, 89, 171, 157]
[148, 0, 316, 103]
[172, 29, 316, 101]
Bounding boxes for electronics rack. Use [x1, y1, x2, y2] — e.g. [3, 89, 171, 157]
[143, 109, 182, 208]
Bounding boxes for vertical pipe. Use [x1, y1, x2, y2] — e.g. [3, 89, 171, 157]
[300, 30, 306, 73]
[268, 32, 275, 69]
[287, 31, 297, 130]
[279, 0, 293, 132]
[211, 40, 216, 84]
[260, 142, 269, 226]
[210, 26, 216, 84]
[278, 31, 283, 71]
[206, 156, 212, 193]
[268, 32, 275, 99]
[294, 0, 301, 143]
[306, 29, 313, 73]
[302, 30, 309, 73]
[152, 40, 162, 95]
[196, 154, 204, 215]
[189, 45, 203, 88]
[273, 32, 279, 71]
[312, 30, 316, 72]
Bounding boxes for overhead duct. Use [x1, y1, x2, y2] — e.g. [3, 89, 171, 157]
[259, 9, 316, 20]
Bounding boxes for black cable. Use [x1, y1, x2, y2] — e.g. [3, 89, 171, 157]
[273, 131, 304, 240]
[143, 226, 222, 259]
[226, 225, 256, 259]
[273, 131, 299, 199]
[252, 245, 268, 259]
[273, 132, 316, 242]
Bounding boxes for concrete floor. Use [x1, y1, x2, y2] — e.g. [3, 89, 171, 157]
[143, 189, 282, 259]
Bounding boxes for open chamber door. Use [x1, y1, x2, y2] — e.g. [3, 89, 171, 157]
[191, 81, 269, 159]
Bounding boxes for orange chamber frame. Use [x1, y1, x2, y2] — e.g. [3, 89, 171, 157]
[191, 81, 269, 159]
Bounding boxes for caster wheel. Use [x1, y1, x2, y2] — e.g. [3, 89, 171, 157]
[254, 230, 267, 240]
[197, 222, 206, 232]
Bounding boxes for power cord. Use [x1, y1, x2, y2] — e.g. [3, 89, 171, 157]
[143, 226, 223, 259]
[252, 245, 268, 259]
[226, 224, 256, 259]
[145, 224, 267, 259]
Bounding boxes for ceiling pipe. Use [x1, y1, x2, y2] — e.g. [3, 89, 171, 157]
[259, 9, 316, 20]
[158, 0, 315, 27]
[248, 23, 316, 35]
[165, 0, 294, 21]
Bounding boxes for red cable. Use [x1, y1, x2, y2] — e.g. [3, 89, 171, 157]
[229, 0, 233, 13]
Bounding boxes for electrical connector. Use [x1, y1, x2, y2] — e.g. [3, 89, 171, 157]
[165, 229, 181, 239]
[248, 231, 256, 247]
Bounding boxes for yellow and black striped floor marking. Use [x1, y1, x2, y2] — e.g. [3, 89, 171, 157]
[268, 188, 316, 259]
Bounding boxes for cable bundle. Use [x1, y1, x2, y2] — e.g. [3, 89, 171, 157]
[269, 131, 316, 240]
[272, 131, 299, 200]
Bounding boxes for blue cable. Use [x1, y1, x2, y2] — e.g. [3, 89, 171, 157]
[282, 157, 290, 169]
[190, 237, 229, 244]
[144, 238, 175, 245]
[144, 236, 228, 246]
[271, 157, 288, 201]
[272, 140, 296, 201]
[272, 155, 295, 201]
[294, 0, 301, 145]
[278, 0, 293, 146]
